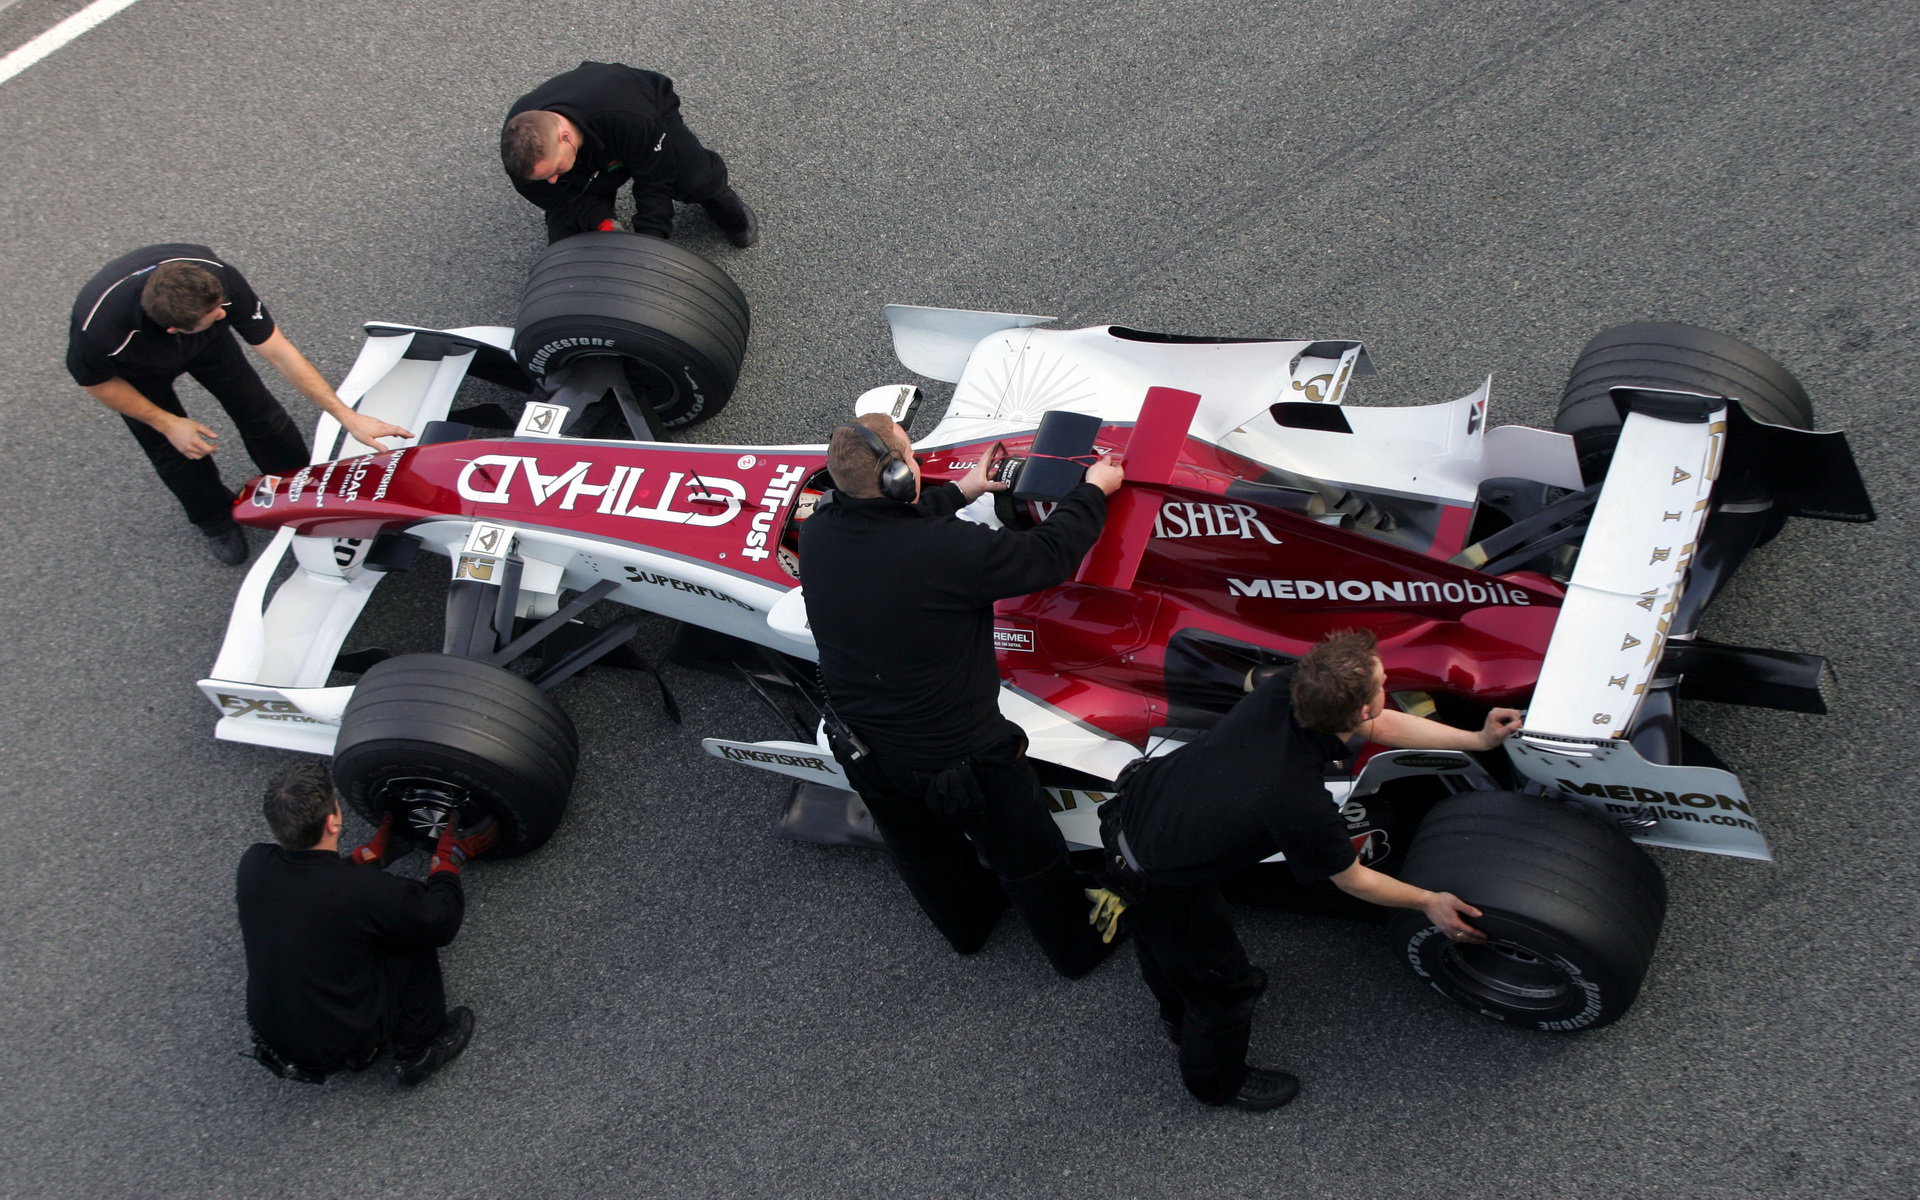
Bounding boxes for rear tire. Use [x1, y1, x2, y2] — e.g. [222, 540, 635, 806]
[1555, 322, 1813, 484]
[333, 654, 579, 859]
[1390, 790, 1665, 1031]
[512, 232, 750, 430]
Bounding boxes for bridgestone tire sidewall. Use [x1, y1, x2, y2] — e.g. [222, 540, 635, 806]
[512, 233, 750, 430]
[333, 654, 579, 859]
[1393, 790, 1665, 1032]
[1396, 909, 1631, 1031]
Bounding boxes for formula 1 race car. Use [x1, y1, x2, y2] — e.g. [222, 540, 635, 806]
[202, 233, 1873, 1031]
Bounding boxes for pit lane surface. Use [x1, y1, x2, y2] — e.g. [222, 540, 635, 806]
[2, 2, 1915, 1196]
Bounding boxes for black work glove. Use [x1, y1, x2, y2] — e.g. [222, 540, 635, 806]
[923, 762, 985, 817]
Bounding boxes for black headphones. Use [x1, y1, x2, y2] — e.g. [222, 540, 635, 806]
[842, 422, 917, 503]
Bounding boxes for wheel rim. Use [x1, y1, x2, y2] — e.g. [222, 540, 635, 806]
[373, 776, 499, 845]
[618, 355, 675, 404]
[1433, 938, 1578, 1013]
[617, 355, 708, 427]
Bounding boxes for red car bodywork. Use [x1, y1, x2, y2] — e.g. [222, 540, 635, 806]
[240, 412, 1561, 752]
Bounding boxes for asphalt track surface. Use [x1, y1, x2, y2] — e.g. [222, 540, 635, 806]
[2, 2, 1916, 1197]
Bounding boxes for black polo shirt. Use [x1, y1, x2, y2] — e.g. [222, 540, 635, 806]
[236, 844, 464, 1071]
[504, 62, 680, 210]
[66, 244, 275, 387]
[1116, 671, 1357, 889]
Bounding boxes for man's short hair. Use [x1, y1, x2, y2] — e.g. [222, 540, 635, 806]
[1292, 629, 1380, 734]
[140, 262, 224, 329]
[500, 111, 557, 178]
[262, 760, 338, 849]
[826, 414, 904, 499]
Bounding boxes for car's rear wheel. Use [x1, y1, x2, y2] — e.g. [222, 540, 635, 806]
[333, 654, 579, 859]
[1555, 322, 1813, 484]
[512, 232, 750, 430]
[1390, 789, 1665, 1031]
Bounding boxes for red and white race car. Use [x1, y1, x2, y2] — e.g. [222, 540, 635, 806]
[202, 234, 1873, 1031]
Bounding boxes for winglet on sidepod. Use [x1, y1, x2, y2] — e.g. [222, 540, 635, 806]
[1075, 386, 1202, 590]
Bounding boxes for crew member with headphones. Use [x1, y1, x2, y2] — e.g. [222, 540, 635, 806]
[799, 414, 1125, 976]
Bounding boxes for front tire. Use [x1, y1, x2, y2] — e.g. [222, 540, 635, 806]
[1391, 790, 1665, 1031]
[512, 232, 751, 430]
[333, 654, 579, 859]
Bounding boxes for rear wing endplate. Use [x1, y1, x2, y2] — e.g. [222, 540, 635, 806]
[1507, 392, 1770, 860]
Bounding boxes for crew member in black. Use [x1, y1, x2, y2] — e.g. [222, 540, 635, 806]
[501, 62, 758, 247]
[1100, 630, 1521, 1110]
[236, 761, 488, 1086]
[801, 414, 1124, 977]
[66, 244, 412, 564]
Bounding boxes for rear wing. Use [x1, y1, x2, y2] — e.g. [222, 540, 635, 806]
[1504, 393, 1770, 860]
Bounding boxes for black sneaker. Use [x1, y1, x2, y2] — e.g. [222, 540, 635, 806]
[393, 1007, 474, 1086]
[203, 522, 248, 566]
[1214, 1067, 1300, 1112]
[699, 187, 760, 248]
[248, 1039, 328, 1084]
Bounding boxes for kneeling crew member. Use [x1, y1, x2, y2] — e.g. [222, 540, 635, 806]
[236, 761, 488, 1086]
[802, 415, 1123, 977]
[67, 245, 412, 565]
[501, 62, 758, 247]
[1100, 630, 1522, 1110]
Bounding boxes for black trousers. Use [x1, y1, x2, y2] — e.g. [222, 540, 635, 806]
[1130, 881, 1269, 1104]
[261, 942, 447, 1079]
[542, 118, 730, 243]
[119, 332, 308, 528]
[839, 723, 1106, 976]
[380, 942, 450, 1061]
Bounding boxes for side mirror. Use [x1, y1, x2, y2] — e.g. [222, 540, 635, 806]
[852, 385, 923, 434]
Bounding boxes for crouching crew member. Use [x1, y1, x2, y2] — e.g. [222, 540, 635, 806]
[1099, 630, 1522, 1110]
[236, 761, 491, 1086]
[66, 244, 412, 565]
[501, 62, 758, 247]
[801, 414, 1124, 977]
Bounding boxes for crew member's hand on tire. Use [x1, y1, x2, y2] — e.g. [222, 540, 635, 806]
[1423, 890, 1487, 944]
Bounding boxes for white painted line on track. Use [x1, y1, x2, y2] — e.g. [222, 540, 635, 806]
[0, 0, 145, 86]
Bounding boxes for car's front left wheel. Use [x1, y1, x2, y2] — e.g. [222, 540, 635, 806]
[332, 654, 579, 859]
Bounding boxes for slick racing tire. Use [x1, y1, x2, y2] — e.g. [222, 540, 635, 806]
[1555, 322, 1814, 485]
[333, 654, 579, 859]
[1390, 790, 1666, 1031]
[512, 232, 750, 430]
